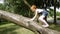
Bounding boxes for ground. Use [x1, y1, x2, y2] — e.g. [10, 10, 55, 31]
[0, 23, 34, 34]
[0, 22, 60, 34]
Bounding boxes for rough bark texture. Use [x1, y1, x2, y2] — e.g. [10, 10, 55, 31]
[0, 10, 60, 34]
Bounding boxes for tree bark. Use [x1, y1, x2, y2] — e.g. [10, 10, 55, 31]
[0, 10, 60, 34]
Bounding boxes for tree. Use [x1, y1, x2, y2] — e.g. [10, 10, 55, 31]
[54, 0, 57, 24]
[0, 10, 60, 34]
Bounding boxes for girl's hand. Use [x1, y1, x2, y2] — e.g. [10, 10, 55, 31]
[30, 19, 34, 21]
[27, 19, 33, 21]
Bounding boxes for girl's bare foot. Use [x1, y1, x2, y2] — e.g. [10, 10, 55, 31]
[42, 24, 49, 28]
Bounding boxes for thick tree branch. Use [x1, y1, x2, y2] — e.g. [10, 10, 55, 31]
[0, 10, 60, 34]
[23, 0, 31, 8]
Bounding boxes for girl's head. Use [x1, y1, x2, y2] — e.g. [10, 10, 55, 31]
[30, 5, 36, 12]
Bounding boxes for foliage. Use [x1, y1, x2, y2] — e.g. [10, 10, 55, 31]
[4, 0, 34, 17]
[0, 0, 60, 17]
[48, 9, 54, 17]
[56, 12, 60, 16]
[0, 4, 6, 10]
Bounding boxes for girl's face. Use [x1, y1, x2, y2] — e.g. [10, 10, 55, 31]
[31, 8, 36, 12]
[30, 5, 36, 12]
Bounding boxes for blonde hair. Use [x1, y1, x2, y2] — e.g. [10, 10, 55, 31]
[30, 5, 36, 10]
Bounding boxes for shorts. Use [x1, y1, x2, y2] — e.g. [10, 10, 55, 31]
[41, 10, 48, 16]
[42, 11, 48, 16]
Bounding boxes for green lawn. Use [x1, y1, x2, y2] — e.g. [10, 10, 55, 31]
[0, 23, 34, 34]
[0, 22, 60, 34]
[49, 24, 60, 31]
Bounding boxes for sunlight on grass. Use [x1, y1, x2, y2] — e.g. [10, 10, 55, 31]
[14, 28, 34, 34]
[49, 24, 60, 31]
[0, 23, 34, 34]
[0, 23, 15, 28]
[0, 22, 60, 34]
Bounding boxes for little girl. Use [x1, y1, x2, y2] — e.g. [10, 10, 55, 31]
[30, 5, 49, 28]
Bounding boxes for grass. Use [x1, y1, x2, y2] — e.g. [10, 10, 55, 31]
[0, 23, 34, 34]
[0, 22, 60, 34]
[49, 24, 60, 31]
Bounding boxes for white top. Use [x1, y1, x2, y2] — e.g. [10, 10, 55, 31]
[36, 9, 44, 13]
[30, 9, 44, 21]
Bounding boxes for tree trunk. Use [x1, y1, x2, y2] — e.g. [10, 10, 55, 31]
[54, 0, 57, 24]
[0, 10, 60, 34]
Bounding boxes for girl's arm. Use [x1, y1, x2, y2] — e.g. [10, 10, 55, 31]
[30, 11, 38, 21]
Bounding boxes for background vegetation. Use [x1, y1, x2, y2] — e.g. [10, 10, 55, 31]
[0, 0, 60, 34]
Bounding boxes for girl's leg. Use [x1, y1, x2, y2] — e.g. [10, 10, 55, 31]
[38, 15, 49, 27]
